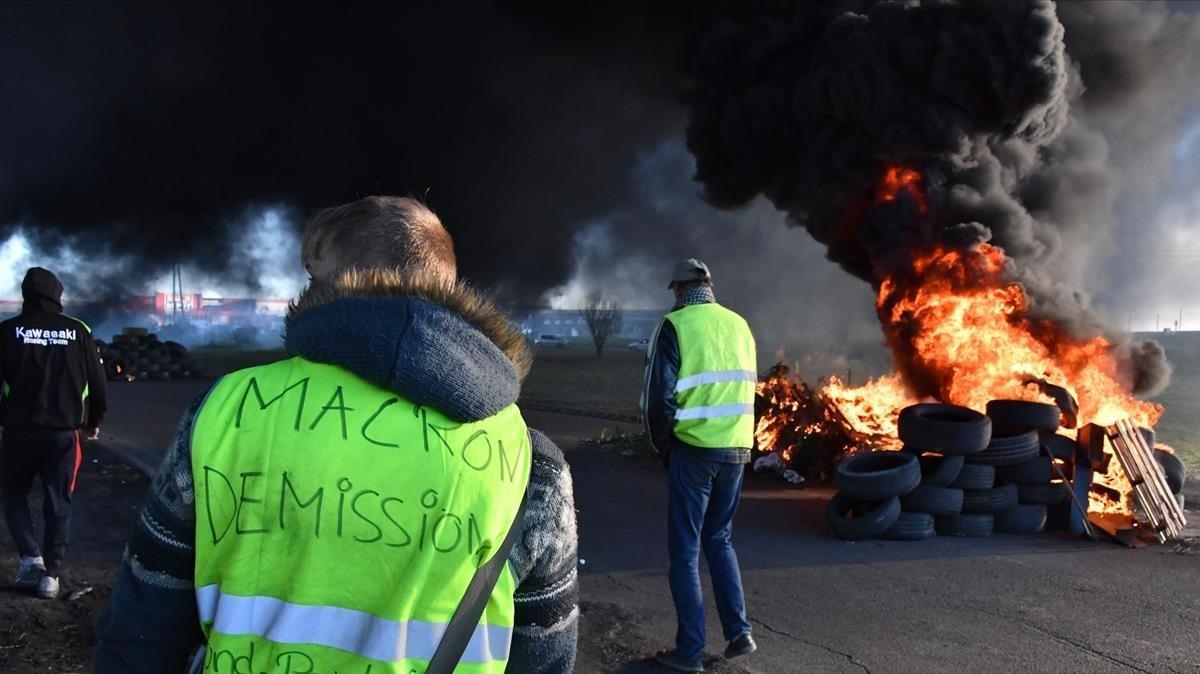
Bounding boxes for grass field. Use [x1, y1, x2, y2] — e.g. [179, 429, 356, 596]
[187, 345, 287, 376]
[1148, 348, 1200, 473]
[521, 347, 645, 413]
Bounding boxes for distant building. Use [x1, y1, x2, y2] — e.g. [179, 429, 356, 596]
[513, 308, 667, 341]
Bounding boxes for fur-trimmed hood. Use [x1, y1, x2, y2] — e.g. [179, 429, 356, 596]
[284, 268, 532, 422]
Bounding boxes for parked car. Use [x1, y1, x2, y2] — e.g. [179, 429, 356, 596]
[534, 333, 569, 348]
[627, 338, 650, 350]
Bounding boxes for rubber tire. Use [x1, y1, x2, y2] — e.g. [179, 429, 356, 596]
[826, 493, 902, 541]
[835, 451, 921, 500]
[969, 430, 1040, 466]
[935, 513, 994, 537]
[897, 404, 992, 455]
[1155, 449, 1186, 495]
[962, 483, 1019, 514]
[917, 453, 965, 488]
[994, 504, 1047, 534]
[995, 456, 1054, 485]
[1044, 502, 1071, 530]
[879, 512, 936, 541]
[986, 400, 1061, 433]
[950, 463, 995, 491]
[900, 485, 964, 516]
[1139, 427, 1155, 449]
[1018, 481, 1071, 505]
[1041, 433, 1079, 462]
[1176, 493, 1186, 512]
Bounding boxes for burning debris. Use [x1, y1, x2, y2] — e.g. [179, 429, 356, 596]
[97, 328, 199, 382]
[684, 1, 1187, 542]
[757, 362, 1188, 543]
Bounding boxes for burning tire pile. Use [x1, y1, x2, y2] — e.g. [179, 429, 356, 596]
[96, 328, 199, 382]
[825, 399, 1180, 541]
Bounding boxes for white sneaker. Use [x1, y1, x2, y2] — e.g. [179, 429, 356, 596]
[13, 555, 45, 589]
[36, 575, 59, 599]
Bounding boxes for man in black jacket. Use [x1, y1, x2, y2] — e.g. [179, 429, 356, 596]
[0, 267, 107, 599]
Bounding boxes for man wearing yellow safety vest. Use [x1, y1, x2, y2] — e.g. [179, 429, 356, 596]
[643, 258, 757, 673]
[94, 197, 580, 673]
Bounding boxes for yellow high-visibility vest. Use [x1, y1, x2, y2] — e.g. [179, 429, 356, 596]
[664, 303, 756, 449]
[191, 357, 531, 673]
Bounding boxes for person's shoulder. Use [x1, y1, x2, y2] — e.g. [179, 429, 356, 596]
[528, 428, 567, 473]
[61, 314, 93, 334]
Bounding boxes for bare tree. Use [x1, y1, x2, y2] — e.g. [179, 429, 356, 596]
[579, 291, 624, 358]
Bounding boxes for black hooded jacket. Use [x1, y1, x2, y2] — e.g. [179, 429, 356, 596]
[0, 267, 107, 430]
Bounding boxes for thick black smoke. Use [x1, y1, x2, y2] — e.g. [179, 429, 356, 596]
[683, 0, 1174, 396]
[0, 2, 688, 300]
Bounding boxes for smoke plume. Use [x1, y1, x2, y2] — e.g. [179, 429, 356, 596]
[682, 0, 1185, 397]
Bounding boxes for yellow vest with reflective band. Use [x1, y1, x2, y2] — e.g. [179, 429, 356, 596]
[190, 357, 531, 674]
[664, 303, 757, 449]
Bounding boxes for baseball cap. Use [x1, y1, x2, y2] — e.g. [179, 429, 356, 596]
[668, 258, 712, 289]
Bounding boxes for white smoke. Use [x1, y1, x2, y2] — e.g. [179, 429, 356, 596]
[548, 138, 891, 380]
[0, 206, 305, 302]
[153, 206, 306, 300]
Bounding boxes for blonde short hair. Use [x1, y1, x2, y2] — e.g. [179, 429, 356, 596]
[301, 196, 457, 284]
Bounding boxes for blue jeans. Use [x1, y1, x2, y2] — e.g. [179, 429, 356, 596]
[667, 449, 751, 661]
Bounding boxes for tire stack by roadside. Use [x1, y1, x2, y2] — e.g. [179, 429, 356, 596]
[825, 398, 1185, 541]
[96, 327, 199, 381]
[825, 451, 921, 541]
[825, 403, 993, 541]
[898, 404, 994, 538]
[980, 400, 1072, 535]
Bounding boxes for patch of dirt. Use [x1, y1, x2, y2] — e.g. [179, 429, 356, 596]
[0, 447, 148, 673]
[577, 601, 756, 674]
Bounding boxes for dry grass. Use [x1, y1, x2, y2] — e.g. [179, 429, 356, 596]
[521, 347, 646, 413]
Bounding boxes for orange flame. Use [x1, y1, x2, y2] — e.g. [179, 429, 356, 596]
[875, 165, 928, 214]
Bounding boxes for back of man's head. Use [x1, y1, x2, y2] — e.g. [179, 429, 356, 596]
[301, 196, 457, 285]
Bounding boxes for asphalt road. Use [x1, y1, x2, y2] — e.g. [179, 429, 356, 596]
[98, 379, 1200, 673]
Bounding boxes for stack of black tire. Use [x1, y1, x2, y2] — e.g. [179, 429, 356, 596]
[972, 400, 1074, 535]
[826, 450, 923, 541]
[897, 404, 995, 538]
[96, 328, 199, 381]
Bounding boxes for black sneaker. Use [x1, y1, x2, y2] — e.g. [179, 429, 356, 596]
[724, 633, 757, 659]
[653, 649, 704, 672]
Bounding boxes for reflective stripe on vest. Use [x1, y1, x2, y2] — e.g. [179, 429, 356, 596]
[195, 585, 512, 664]
[674, 369, 757, 394]
[674, 403, 755, 421]
[190, 357, 531, 674]
[664, 303, 756, 449]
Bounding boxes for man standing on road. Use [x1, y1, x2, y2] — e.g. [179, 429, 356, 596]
[94, 196, 579, 674]
[0, 267, 107, 600]
[643, 258, 757, 672]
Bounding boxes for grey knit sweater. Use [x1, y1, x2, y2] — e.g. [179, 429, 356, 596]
[94, 271, 579, 673]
